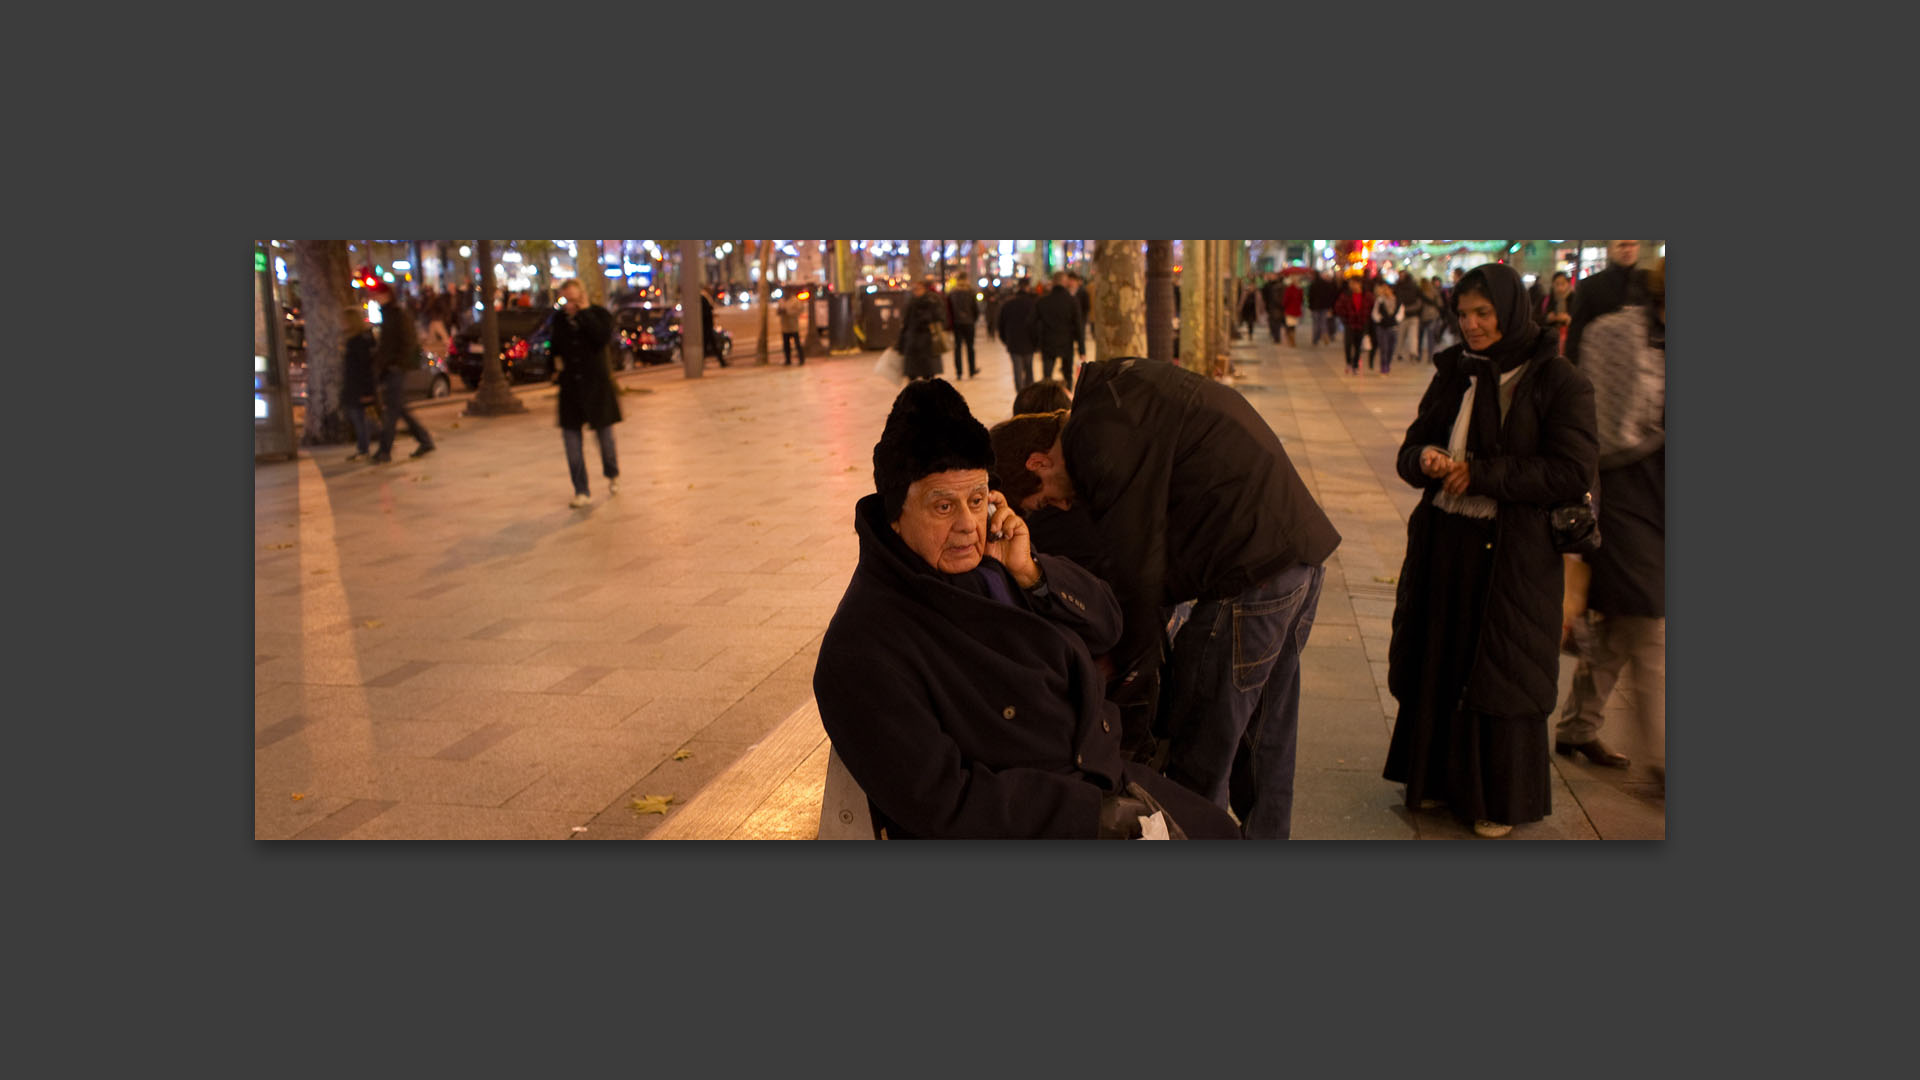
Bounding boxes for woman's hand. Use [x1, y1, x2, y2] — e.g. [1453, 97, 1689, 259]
[982, 491, 1040, 589]
[1420, 447, 1454, 478]
[1443, 460, 1472, 496]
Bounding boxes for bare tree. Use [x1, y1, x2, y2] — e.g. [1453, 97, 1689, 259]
[680, 239, 705, 378]
[755, 239, 773, 363]
[1179, 239, 1209, 375]
[464, 239, 527, 416]
[289, 240, 357, 445]
[1091, 240, 1146, 363]
[1145, 240, 1175, 363]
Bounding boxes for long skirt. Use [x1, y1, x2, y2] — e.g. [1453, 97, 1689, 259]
[1383, 510, 1551, 827]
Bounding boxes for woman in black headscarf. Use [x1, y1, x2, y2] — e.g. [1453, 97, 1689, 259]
[1382, 264, 1598, 837]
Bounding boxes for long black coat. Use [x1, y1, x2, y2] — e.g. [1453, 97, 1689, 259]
[551, 305, 621, 429]
[1065, 358, 1342, 674]
[341, 329, 376, 401]
[896, 292, 945, 380]
[813, 494, 1237, 838]
[1034, 287, 1084, 352]
[1388, 333, 1598, 720]
[997, 291, 1039, 352]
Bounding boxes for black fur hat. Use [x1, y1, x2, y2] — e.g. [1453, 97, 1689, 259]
[873, 379, 995, 521]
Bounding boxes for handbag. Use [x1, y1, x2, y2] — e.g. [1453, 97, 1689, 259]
[930, 321, 949, 355]
[873, 346, 904, 380]
[1549, 491, 1602, 556]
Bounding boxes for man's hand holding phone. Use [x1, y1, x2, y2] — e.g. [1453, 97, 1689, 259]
[982, 491, 1041, 589]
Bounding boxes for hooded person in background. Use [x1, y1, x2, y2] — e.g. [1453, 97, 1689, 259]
[1382, 263, 1598, 838]
[811, 380, 1241, 839]
[551, 278, 620, 508]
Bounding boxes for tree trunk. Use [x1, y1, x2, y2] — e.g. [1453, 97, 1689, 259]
[1091, 239, 1146, 364]
[906, 240, 926, 284]
[1145, 240, 1174, 364]
[1179, 239, 1208, 375]
[577, 240, 609, 306]
[465, 239, 527, 416]
[290, 240, 358, 445]
[756, 239, 773, 363]
[680, 240, 705, 378]
[1212, 239, 1231, 376]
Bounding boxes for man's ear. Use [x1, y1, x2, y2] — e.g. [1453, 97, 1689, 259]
[1025, 450, 1053, 476]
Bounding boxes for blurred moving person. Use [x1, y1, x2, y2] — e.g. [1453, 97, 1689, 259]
[1035, 271, 1086, 390]
[1539, 271, 1574, 356]
[1371, 278, 1403, 375]
[1336, 276, 1370, 373]
[897, 277, 946, 382]
[1309, 269, 1340, 346]
[1281, 274, 1304, 347]
[551, 279, 621, 509]
[997, 278, 1040, 391]
[341, 306, 377, 463]
[365, 277, 435, 463]
[777, 290, 805, 365]
[1566, 240, 1642, 363]
[947, 277, 980, 379]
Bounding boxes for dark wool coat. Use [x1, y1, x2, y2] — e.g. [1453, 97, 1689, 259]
[1565, 264, 1641, 363]
[552, 305, 621, 429]
[1034, 286, 1084, 352]
[896, 292, 945, 380]
[1308, 276, 1341, 311]
[997, 291, 1040, 352]
[947, 288, 979, 327]
[1065, 358, 1342, 674]
[1388, 333, 1599, 720]
[813, 494, 1237, 838]
[372, 303, 421, 378]
[341, 329, 376, 401]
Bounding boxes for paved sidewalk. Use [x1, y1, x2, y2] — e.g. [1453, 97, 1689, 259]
[255, 321, 1664, 840]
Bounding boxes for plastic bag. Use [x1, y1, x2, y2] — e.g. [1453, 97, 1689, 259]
[873, 346, 904, 380]
[1138, 811, 1170, 840]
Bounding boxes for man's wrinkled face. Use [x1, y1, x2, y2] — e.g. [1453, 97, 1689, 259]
[892, 469, 991, 574]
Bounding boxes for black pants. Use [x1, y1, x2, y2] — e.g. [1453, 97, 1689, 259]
[1040, 345, 1076, 389]
[378, 369, 432, 455]
[1242, 313, 1257, 339]
[781, 331, 803, 364]
[1009, 351, 1035, 390]
[1343, 325, 1365, 370]
[951, 323, 976, 376]
[1269, 313, 1283, 342]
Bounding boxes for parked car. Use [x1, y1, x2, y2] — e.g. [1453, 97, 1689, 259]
[614, 304, 732, 366]
[284, 307, 453, 405]
[450, 308, 559, 389]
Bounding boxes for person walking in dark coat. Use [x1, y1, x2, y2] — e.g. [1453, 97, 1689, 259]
[1565, 240, 1643, 363]
[550, 279, 621, 508]
[777, 291, 806, 365]
[1260, 272, 1285, 343]
[340, 309, 378, 462]
[1555, 257, 1665, 781]
[1034, 271, 1085, 390]
[1239, 280, 1259, 340]
[700, 287, 726, 367]
[1069, 271, 1091, 341]
[813, 379, 1241, 839]
[1281, 276, 1304, 347]
[990, 359, 1342, 839]
[365, 277, 434, 463]
[946, 279, 980, 378]
[997, 279, 1040, 391]
[896, 278, 945, 382]
[1383, 264, 1598, 838]
[1308, 270, 1340, 346]
[1334, 276, 1371, 373]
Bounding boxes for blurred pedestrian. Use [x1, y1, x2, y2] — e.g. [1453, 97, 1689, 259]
[1336, 276, 1370, 373]
[989, 358, 1342, 838]
[1309, 269, 1340, 346]
[701, 285, 726, 367]
[777, 290, 805, 365]
[1036, 271, 1085, 390]
[340, 306, 377, 463]
[1259, 272, 1284, 343]
[1371, 278, 1402, 375]
[1566, 241, 1643, 363]
[1395, 273, 1423, 367]
[947, 277, 979, 378]
[1382, 264, 1598, 838]
[1069, 271, 1091, 339]
[550, 279, 621, 508]
[1418, 277, 1446, 361]
[1555, 257, 1665, 781]
[1239, 281, 1259, 340]
[1540, 271, 1574, 355]
[1012, 378, 1071, 417]
[896, 277, 945, 382]
[421, 295, 453, 367]
[1281, 274, 1304, 347]
[365, 276, 435, 463]
[997, 279, 1040, 391]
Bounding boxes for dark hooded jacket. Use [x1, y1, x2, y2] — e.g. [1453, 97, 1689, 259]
[341, 326, 376, 402]
[997, 289, 1039, 352]
[1388, 265, 1599, 720]
[1063, 358, 1342, 674]
[896, 291, 945, 379]
[813, 494, 1238, 838]
[551, 304, 620, 429]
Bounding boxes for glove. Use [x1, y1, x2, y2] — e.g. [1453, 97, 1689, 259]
[1097, 794, 1151, 839]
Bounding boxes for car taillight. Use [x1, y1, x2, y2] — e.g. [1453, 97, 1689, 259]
[506, 339, 529, 360]
[640, 331, 656, 346]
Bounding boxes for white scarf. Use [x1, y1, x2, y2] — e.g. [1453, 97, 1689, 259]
[1433, 361, 1527, 520]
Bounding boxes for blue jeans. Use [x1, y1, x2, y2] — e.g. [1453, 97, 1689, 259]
[563, 425, 619, 496]
[1009, 351, 1034, 390]
[378, 369, 432, 456]
[347, 399, 374, 454]
[1312, 309, 1332, 344]
[1374, 326, 1396, 373]
[1162, 561, 1324, 838]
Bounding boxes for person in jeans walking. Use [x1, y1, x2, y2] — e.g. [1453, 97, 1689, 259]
[946, 278, 979, 378]
[550, 279, 621, 508]
[1308, 269, 1339, 346]
[340, 310, 378, 462]
[990, 358, 1342, 838]
[365, 277, 434, 463]
[1034, 271, 1085, 390]
[1335, 276, 1370, 373]
[997, 278, 1040, 391]
[1371, 278, 1402, 375]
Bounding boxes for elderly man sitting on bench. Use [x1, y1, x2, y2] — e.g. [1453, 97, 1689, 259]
[811, 379, 1240, 839]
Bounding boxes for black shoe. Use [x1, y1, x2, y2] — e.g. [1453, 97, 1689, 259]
[1555, 739, 1630, 768]
[370, 452, 392, 464]
[410, 444, 435, 459]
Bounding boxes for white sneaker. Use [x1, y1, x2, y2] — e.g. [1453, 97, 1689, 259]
[1472, 820, 1513, 839]
[569, 493, 590, 508]
[609, 479, 619, 494]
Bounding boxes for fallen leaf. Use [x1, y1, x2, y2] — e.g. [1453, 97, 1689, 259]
[672, 750, 693, 761]
[688, 484, 696, 489]
[450, 422, 461, 429]
[745, 521, 760, 527]
[629, 794, 677, 816]
[264, 542, 295, 550]
[844, 466, 856, 472]
[311, 568, 330, 575]
[291, 793, 305, 801]
[360, 619, 384, 629]
[1373, 576, 1397, 584]
[411, 475, 429, 483]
